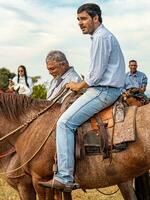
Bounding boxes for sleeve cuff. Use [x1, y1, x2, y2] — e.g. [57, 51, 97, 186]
[84, 76, 94, 86]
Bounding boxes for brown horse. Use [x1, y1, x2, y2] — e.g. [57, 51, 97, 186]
[0, 141, 36, 200]
[0, 93, 150, 200]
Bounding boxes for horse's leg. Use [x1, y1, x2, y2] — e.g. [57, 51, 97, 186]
[34, 185, 55, 200]
[135, 172, 150, 200]
[63, 192, 72, 200]
[55, 190, 63, 200]
[55, 191, 72, 200]
[45, 189, 55, 200]
[6, 176, 36, 200]
[118, 180, 137, 200]
[17, 182, 36, 200]
[32, 176, 55, 200]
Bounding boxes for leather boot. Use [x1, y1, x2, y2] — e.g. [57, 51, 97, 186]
[39, 179, 73, 192]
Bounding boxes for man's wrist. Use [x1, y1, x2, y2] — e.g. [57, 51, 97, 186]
[79, 81, 89, 90]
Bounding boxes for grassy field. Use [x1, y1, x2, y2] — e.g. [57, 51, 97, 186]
[0, 176, 123, 200]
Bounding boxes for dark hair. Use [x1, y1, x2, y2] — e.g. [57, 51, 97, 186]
[77, 3, 102, 23]
[17, 65, 29, 88]
[129, 60, 137, 64]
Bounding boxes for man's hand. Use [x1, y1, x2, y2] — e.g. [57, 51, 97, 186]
[122, 90, 130, 98]
[66, 81, 89, 92]
[139, 87, 146, 93]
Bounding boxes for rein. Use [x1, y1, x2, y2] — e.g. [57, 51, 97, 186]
[0, 147, 16, 159]
[96, 188, 119, 195]
[0, 87, 68, 175]
[0, 115, 59, 175]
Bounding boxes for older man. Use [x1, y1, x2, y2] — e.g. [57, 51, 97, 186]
[46, 50, 81, 102]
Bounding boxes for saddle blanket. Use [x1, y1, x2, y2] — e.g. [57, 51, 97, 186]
[108, 105, 137, 145]
[79, 105, 137, 146]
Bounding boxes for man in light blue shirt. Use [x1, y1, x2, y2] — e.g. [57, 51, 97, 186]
[46, 50, 81, 102]
[39, 3, 125, 190]
[124, 60, 147, 97]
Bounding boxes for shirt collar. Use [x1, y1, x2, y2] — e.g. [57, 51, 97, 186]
[90, 24, 103, 40]
[19, 76, 25, 79]
[129, 71, 138, 77]
[61, 67, 74, 80]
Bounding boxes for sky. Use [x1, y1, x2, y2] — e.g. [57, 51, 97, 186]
[0, 0, 150, 88]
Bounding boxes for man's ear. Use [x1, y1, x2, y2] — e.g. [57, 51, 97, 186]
[61, 63, 68, 73]
[93, 15, 99, 23]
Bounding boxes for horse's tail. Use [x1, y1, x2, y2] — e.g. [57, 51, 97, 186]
[135, 172, 150, 200]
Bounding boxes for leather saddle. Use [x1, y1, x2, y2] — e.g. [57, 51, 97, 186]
[61, 92, 127, 160]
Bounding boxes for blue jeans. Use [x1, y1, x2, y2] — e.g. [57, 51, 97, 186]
[54, 86, 121, 184]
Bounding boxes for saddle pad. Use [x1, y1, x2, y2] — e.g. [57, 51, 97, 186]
[108, 106, 137, 145]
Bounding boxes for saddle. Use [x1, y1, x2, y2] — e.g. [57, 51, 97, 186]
[61, 92, 137, 160]
[76, 102, 137, 160]
[122, 88, 149, 107]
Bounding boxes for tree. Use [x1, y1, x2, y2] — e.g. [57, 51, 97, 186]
[31, 76, 41, 84]
[32, 84, 47, 99]
[0, 67, 15, 90]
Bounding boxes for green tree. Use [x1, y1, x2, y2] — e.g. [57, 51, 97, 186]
[32, 76, 41, 84]
[32, 84, 47, 99]
[0, 67, 15, 90]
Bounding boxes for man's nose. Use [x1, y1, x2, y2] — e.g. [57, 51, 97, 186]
[78, 20, 82, 26]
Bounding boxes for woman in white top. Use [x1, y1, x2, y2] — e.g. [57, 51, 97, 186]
[12, 65, 33, 96]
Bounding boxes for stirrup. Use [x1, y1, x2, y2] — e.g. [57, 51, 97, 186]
[63, 183, 80, 192]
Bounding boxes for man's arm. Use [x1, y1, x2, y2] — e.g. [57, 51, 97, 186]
[66, 81, 89, 91]
[139, 73, 148, 93]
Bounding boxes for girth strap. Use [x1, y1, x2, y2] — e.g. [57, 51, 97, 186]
[95, 114, 110, 158]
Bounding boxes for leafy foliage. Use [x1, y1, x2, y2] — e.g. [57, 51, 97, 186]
[0, 68, 15, 90]
[32, 84, 47, 99]
[31, 76, 41, 84]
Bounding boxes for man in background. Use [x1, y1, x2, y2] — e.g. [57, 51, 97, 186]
[125, 60, 147, 94]
[123, 60, 148, 106]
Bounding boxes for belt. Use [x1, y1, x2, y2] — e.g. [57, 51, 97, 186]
[94, 85, 118, 89]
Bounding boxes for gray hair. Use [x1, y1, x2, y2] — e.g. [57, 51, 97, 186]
[46, 50, 69, 65]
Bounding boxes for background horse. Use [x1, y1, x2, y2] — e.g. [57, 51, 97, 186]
[0, 93, 150, 200]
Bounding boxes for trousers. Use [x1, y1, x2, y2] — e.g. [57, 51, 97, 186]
[54, 86, 121, 184]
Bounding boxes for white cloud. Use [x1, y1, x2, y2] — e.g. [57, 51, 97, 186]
[0, 0, 150, 88]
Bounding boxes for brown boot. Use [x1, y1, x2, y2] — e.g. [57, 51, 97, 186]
[38, 179, 72, 192]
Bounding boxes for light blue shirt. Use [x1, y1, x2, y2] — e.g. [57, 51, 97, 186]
[47, 67, 81, 101]
[84, 24, 125, 88]
[125, 71, 147, 90]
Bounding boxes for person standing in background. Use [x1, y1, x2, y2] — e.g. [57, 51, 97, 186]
[12, 65, 33, 96]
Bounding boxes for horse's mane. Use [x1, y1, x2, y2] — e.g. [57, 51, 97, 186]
[0, 93, 51, 120]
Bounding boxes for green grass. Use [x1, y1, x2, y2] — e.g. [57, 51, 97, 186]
[0, 177, 18, 200]
[0, 176, 123, 200]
